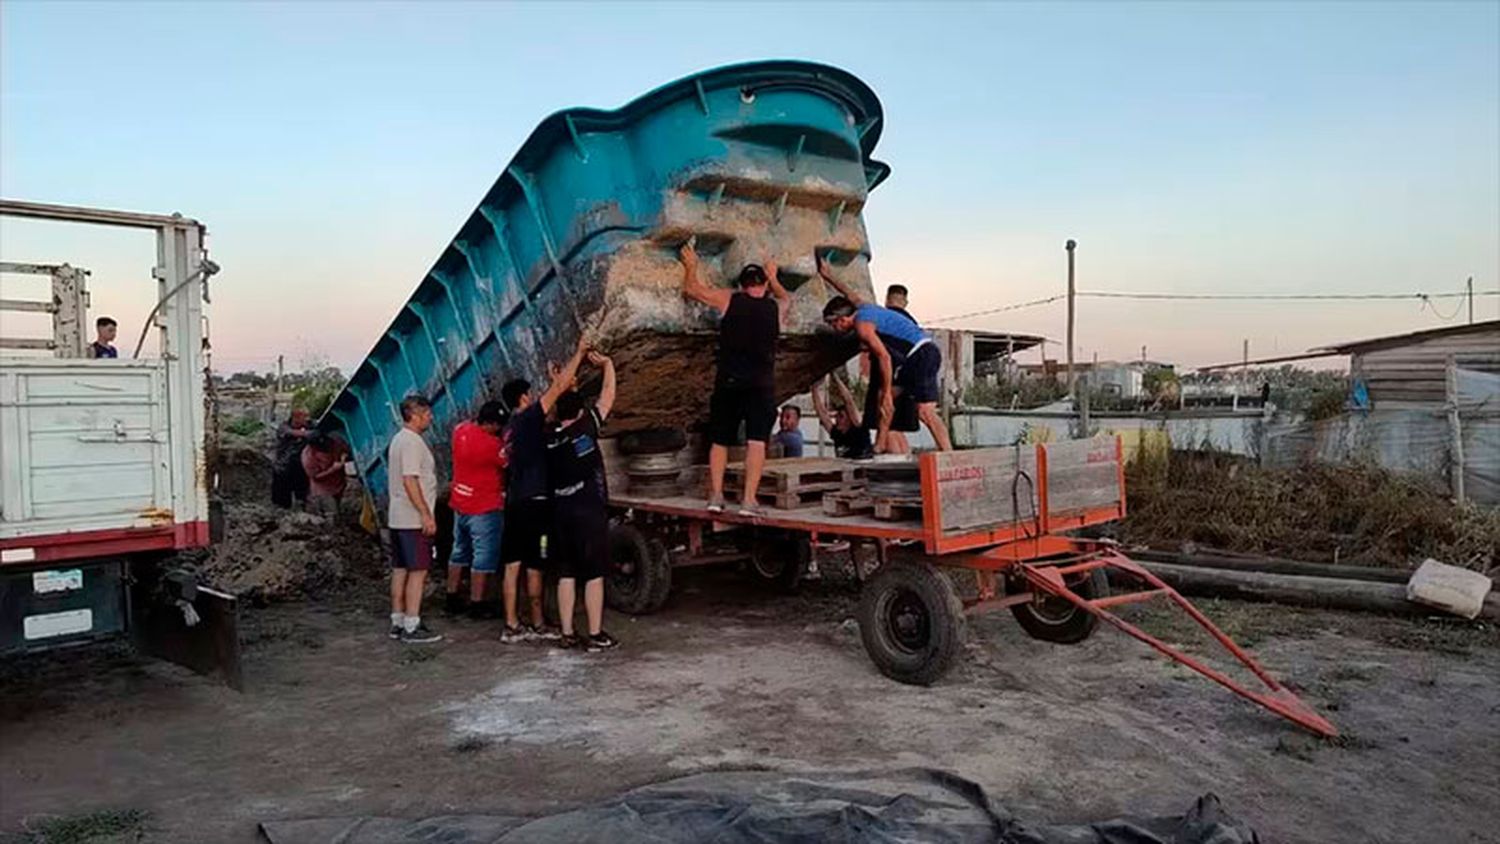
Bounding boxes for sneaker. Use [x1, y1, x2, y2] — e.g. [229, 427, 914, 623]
[388, 625, 403, 640]
[706, 496, 725, 514]
[558, 634, 584, 650]
[527, 623, 563, 641]
[736, 505, 761, 520]
[585, 631, 620, 652]
[500, 624, 527, 644]
[400, 623, 443, 644]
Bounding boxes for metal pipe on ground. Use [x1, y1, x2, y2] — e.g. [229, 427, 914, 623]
[1122, 561, 1500, 621]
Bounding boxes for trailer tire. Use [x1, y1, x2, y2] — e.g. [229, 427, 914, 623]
[857, 561, 964, 686]
[1011, 567, 1107, 644]
[618, 427, 687, 456]
[748, 532, 806, 594]
[606, 524, 671, 615]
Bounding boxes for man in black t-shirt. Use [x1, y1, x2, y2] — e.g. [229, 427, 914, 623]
[679, 241, 790, 517]
[811, 376, 874, 460]
[547, 350, 618, 652]
[498, 338, 588, 644]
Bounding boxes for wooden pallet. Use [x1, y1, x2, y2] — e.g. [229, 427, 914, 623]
[822, 490, 874, 517]
[872, 495, 924, 522]
[725, 457, 864, 493]
[724, 485, 832, 511]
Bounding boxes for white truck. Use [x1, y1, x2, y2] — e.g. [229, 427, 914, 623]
[0, 199, 240, 685]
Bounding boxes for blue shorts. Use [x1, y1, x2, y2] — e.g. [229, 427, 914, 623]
[389, 529, 433, 572]
[449, 510, 504, 574]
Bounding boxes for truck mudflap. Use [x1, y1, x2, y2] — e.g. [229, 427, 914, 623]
[132, 569, 243, 690]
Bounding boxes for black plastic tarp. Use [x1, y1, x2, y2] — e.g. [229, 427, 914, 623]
[259, 768, 1257, 844]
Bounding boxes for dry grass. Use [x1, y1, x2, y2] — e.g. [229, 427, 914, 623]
[1121, 450, 1500, 572]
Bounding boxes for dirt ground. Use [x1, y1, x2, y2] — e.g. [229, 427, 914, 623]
[2, 566, 1497, 844]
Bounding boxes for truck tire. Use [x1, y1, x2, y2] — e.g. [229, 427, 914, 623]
[748, 532, 806, 594]
[857, 561, 964, 686]
[1011, 567, 1107, 644]
[606, 523, 671, 614]
[617, 427, 687, 456]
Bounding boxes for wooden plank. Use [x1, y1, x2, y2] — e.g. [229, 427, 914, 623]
[1043, 438, 1123, 516]
[929, 446, 1038, 533]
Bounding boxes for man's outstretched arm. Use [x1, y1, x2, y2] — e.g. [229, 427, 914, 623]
[680, 241, 733, 315]
[816, 252, 863, 306]
[540, 336, 589, 415]
[589, 351, 617, 422]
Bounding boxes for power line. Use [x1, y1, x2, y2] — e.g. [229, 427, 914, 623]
[925, 294, 1066, 324]
[927, 287, 1499, 325]
[1079, 290, 1494, 302]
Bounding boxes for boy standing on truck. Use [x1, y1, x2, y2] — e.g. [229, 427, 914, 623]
[445, 400, 508, 619]
[86, 316, 118, 358]
[499, 338, 589, 643]
[678, 241, 790, 517]
[387, 395, 442, 644]
[818, 254, 953, 454]
[547, 350, 619, 651]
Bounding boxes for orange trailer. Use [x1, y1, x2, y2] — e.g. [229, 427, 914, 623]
[608, 437, 1335, 737]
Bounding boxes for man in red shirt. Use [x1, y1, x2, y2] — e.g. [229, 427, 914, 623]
[445, 401, 508, 618]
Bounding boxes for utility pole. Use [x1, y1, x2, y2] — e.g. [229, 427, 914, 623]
[1468, 276, 1475, 324]
[1065, 239, 1077, 391]
[276, 354, 285, 394]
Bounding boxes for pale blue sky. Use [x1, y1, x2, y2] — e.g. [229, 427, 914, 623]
[2, 0, 1496, 372]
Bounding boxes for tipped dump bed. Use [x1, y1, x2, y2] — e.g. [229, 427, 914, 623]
[328, 60, 889, 506]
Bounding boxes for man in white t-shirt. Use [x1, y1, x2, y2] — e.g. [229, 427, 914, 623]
[387, 395, 442, 643]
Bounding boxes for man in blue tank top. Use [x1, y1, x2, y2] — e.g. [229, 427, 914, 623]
[679, 241, 790, 516]
[818, 254, 953, 453]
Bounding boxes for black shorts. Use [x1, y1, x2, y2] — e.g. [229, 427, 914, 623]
[896, 342, 942, 404]
[549, 497, 608, 581]
[863, 377, 920, 434]
[501, 497, 550, 572]
[708, 380, 776, 446]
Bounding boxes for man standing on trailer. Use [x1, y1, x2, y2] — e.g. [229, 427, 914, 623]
[86, 316, 118, 358]
[547, 350, 619, 651]
[885, 285, 915, 324]
[678, 241, 790, 517]
[444, 400, 508, 619]
[387, 395, 442, 643]
[498, 338, 589, 643]
[818, 254, 953, 453]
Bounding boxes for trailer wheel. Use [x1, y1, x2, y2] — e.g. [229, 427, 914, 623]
[748, 532, 806, 593]
[1011, 567, 1107, 644]
[606, 523, 671, 614]
[857, 561, 964, 686]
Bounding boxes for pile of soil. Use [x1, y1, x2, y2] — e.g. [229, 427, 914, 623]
[188, 502, 386, 604]
[194, 441, 386, 604]
[1120, 451, 1500, 572]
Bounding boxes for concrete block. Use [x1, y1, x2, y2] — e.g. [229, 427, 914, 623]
[1406, 558, 1494, 619]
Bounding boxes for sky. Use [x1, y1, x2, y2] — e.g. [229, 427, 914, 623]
[2, 0, 1496, 374]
